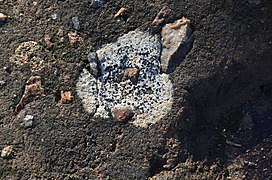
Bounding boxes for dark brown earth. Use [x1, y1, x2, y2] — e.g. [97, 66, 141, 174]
[1, 0, 272, 179]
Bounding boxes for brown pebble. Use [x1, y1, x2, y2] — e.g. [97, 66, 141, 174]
[152, 6, 171, 26]
[44, 34, 53, 49]
[68, 31, 83, 47]
[57, 90, 74, 105]
[124, 67, 140, 84]
[112, 107, 134, 122]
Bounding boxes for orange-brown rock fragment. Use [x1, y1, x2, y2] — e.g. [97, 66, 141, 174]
[57, 90, 74, 105]
[16, 76, 45, 112]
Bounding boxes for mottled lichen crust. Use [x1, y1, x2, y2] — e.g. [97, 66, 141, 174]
[10, 41, 45, 72]
[76, 30, 173, 127]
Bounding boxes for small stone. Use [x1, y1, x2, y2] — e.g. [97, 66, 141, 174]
[16, 76, 45, 112]
[114, 7, 126, 19]
[112, 106, 134, 122]
[0, 13, 10, 23]
[160, 17, 193, 73]
[152, 6, 171, 26]
[23, 115, 34, 128]
[72, 16, 80, 31]
[87, 52, 99, 77]
[90, 0, 108, 9]
[24, 115, 34, 121]
[51, 13, 57, 20]
[1, 145, 13, 158]
[57, 90, 74, 105]
[0, 80, 5, 86]
[68, 31, 83, 47]
[124, 67, 140, 84]
[44, 34, 53, 49]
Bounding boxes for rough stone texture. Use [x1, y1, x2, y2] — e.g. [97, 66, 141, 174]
[111, 106, 134, 122]
[23, 115, 34, 128]
[1, 146, 13, 158]
[76, 30, 173, 127]
[161, 17, 193, 73]
[76, 69, 98, 114]
[57, 90, 74, 105]
[1, 0, 272, 179]
[72, 16, 80, 31]
[87, 52, 99, 77]
[67, 31, 83, 47]
[15, 76, 45, 112]
[124, 67, 140, 84]
[9, 41, 45, 72]
[152, 6, 172, 26]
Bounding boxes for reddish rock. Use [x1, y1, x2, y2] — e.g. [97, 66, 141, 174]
[44, 34, 53, 49]
[68, 31, 83, 47]
[112, 107, 134, 122]
[124, 67, 140, 84]
[152, 6, 171, 26]
[57, 90, 74, 105]
[15, 76, 45, 112]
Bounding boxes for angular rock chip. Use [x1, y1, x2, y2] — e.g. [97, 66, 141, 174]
[68, 31, 83, 47]
[160, 17, 193, 73]
[152, 6, 171, 26]
[1, 145, 13, 158]
[16, 76, 45, 112]
[57, 90, 74, 105]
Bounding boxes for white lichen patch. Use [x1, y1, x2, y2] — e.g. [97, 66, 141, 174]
[10, 41, 45, 72]
[76, 30, 173, 127]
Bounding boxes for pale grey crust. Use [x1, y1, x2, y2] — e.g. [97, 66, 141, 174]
[76, 30, 173, 127]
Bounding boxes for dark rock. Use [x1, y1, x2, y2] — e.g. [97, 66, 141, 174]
[90, 0, 108, 9]
[87, 52, 99, 77]
[72, 16, 80, 30]
[152, 6, 171, 26]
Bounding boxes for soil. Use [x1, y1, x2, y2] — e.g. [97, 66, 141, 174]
[1, 0, 272, 179]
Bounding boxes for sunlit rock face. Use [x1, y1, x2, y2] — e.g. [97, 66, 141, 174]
[76, 30, 173, 127]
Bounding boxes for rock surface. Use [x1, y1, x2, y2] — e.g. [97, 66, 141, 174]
[9, 41, 45, 72]
[160, 17, 193, 73]
[15, 76, 45, 112]
[111, 106, 134, 122]
[1, 146, 13, 158]
[76, 30, 173, 127]
[152, 6, 172, 26]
